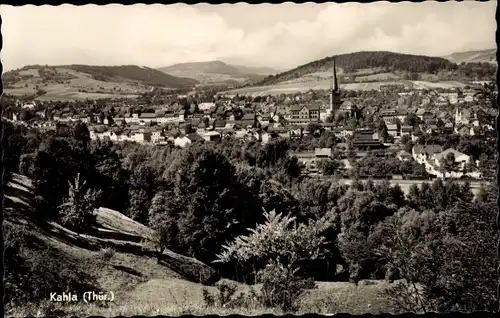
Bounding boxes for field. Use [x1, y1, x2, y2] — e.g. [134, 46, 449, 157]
[4, 67, 144, 101]
[3, 66, 194, 101]
[5, 173, 399, 316]
[225, 78, 468, 96]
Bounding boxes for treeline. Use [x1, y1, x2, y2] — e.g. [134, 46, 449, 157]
[3, 118, 497, 313]
[257, 51, 496, 86]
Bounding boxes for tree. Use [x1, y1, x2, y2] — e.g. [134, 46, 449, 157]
[58, 173, 101, 234]
[215, 209, 335, 312]
[379, 194, 498, 313]
[316, 159, 343, 176]
[164, 145, 259, 265]
[148, 191, 180, 263]
[438, 152, 459, 178]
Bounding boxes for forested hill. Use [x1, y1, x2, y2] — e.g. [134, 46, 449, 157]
[256, 51, 495, 86]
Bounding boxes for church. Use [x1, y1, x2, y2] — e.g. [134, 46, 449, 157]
[327, 58, 362, 121]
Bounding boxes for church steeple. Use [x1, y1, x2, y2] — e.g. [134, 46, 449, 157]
[333, 57, 339, 93]
[329, 57, 342, 114]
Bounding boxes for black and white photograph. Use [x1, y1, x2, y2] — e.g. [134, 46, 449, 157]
[1, 2, 498, 316]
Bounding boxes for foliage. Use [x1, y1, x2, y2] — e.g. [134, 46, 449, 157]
[378, 187, 498, 313]
[58, 173, 101, 233]
[257, 51, 493, 86]
[147, 191, 181, 262]
[215, 209, 334, 311]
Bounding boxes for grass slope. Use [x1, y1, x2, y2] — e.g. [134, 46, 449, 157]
[5, 173, 397, 316]
[442, 49, 497, 64]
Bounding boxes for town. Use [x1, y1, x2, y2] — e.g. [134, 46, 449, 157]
[3, 62, 496, 183]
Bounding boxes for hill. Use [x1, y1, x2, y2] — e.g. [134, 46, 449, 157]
[442, 49, 497, 64]
[2, 65, 199, 101]
[158, 61, 276, 86]
[4, 173, 397, 316]
[255, 51, 462, 86]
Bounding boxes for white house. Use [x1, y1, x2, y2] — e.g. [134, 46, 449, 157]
[174, 133, 205, 148]
[202, 131, 221, 142]
[198, 102, 216, 111]
[412, 144, 443, 165]
[22, 103, 36, 109]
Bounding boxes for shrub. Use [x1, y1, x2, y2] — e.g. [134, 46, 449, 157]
[59, 173, 101, 233]
[215, 209, 334, 312]
[98, 247, 115, 262]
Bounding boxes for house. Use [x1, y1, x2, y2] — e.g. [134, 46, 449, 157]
[22, 103, 36, 109]
[454, 124, 471, 136]
[352, 128, 384, 150]
[400, 125, 413, 137]
[426, 125, 439, 134]
[412, 144, 443, 165]
[173, 133, 205, 148]
[386, 124, 399, 139]
[150, 129, 164, 143]
[396, 150, 413, 162]
[202, 131, 221, 142]
[132, 131, 151, 143]
[333, 127, 354, 139]
[314, 148, 332, 158]
[139, 113, 157, 123]
[415, 108, 426, 120]
[464, 95, 474, 103]
[380, 109, 398, 124]
[434, 96, 448, 106]
[469, 126, 481, 136]
[198, 102, 216, 111]
[432, 148, 470, 172]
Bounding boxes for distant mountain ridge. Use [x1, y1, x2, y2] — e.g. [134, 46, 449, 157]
[442, 49, 496, 64]
[157, 60, 280, 85]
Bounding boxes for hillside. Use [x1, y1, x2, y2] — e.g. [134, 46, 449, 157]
[4, 173, 397, 316]
[442, 49, 497, 64]
[158, 60, 274, 85]
[2, 65, 199, 101]
[254, 50, 498, 88]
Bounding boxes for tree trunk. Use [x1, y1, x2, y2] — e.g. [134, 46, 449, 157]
[157, 247, 165, 264]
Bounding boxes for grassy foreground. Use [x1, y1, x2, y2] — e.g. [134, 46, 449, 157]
[5, 174, 397, 317]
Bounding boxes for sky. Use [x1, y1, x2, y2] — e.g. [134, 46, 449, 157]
[1, 2, 496, 71]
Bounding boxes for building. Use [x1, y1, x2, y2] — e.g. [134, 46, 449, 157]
[400, 125, 413, 137]
[396, 150, 413, 161]
[431, 148, 471, 176]
[412, 144, 443, 165]
[174, 133, 205, 148]
[386, 124, 399, 139]
[352, 128, 384, 150]
[314, 148, 332, 158]
[202, 131, 221, 142]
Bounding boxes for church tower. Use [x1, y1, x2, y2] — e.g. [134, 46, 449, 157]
[329, 57, 342, 115]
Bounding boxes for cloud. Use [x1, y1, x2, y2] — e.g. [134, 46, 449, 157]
[0, 2, 496, 71]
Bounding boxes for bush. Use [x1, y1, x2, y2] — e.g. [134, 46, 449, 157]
[98, 247, 115, 262]
[215, 209, 334, 312]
